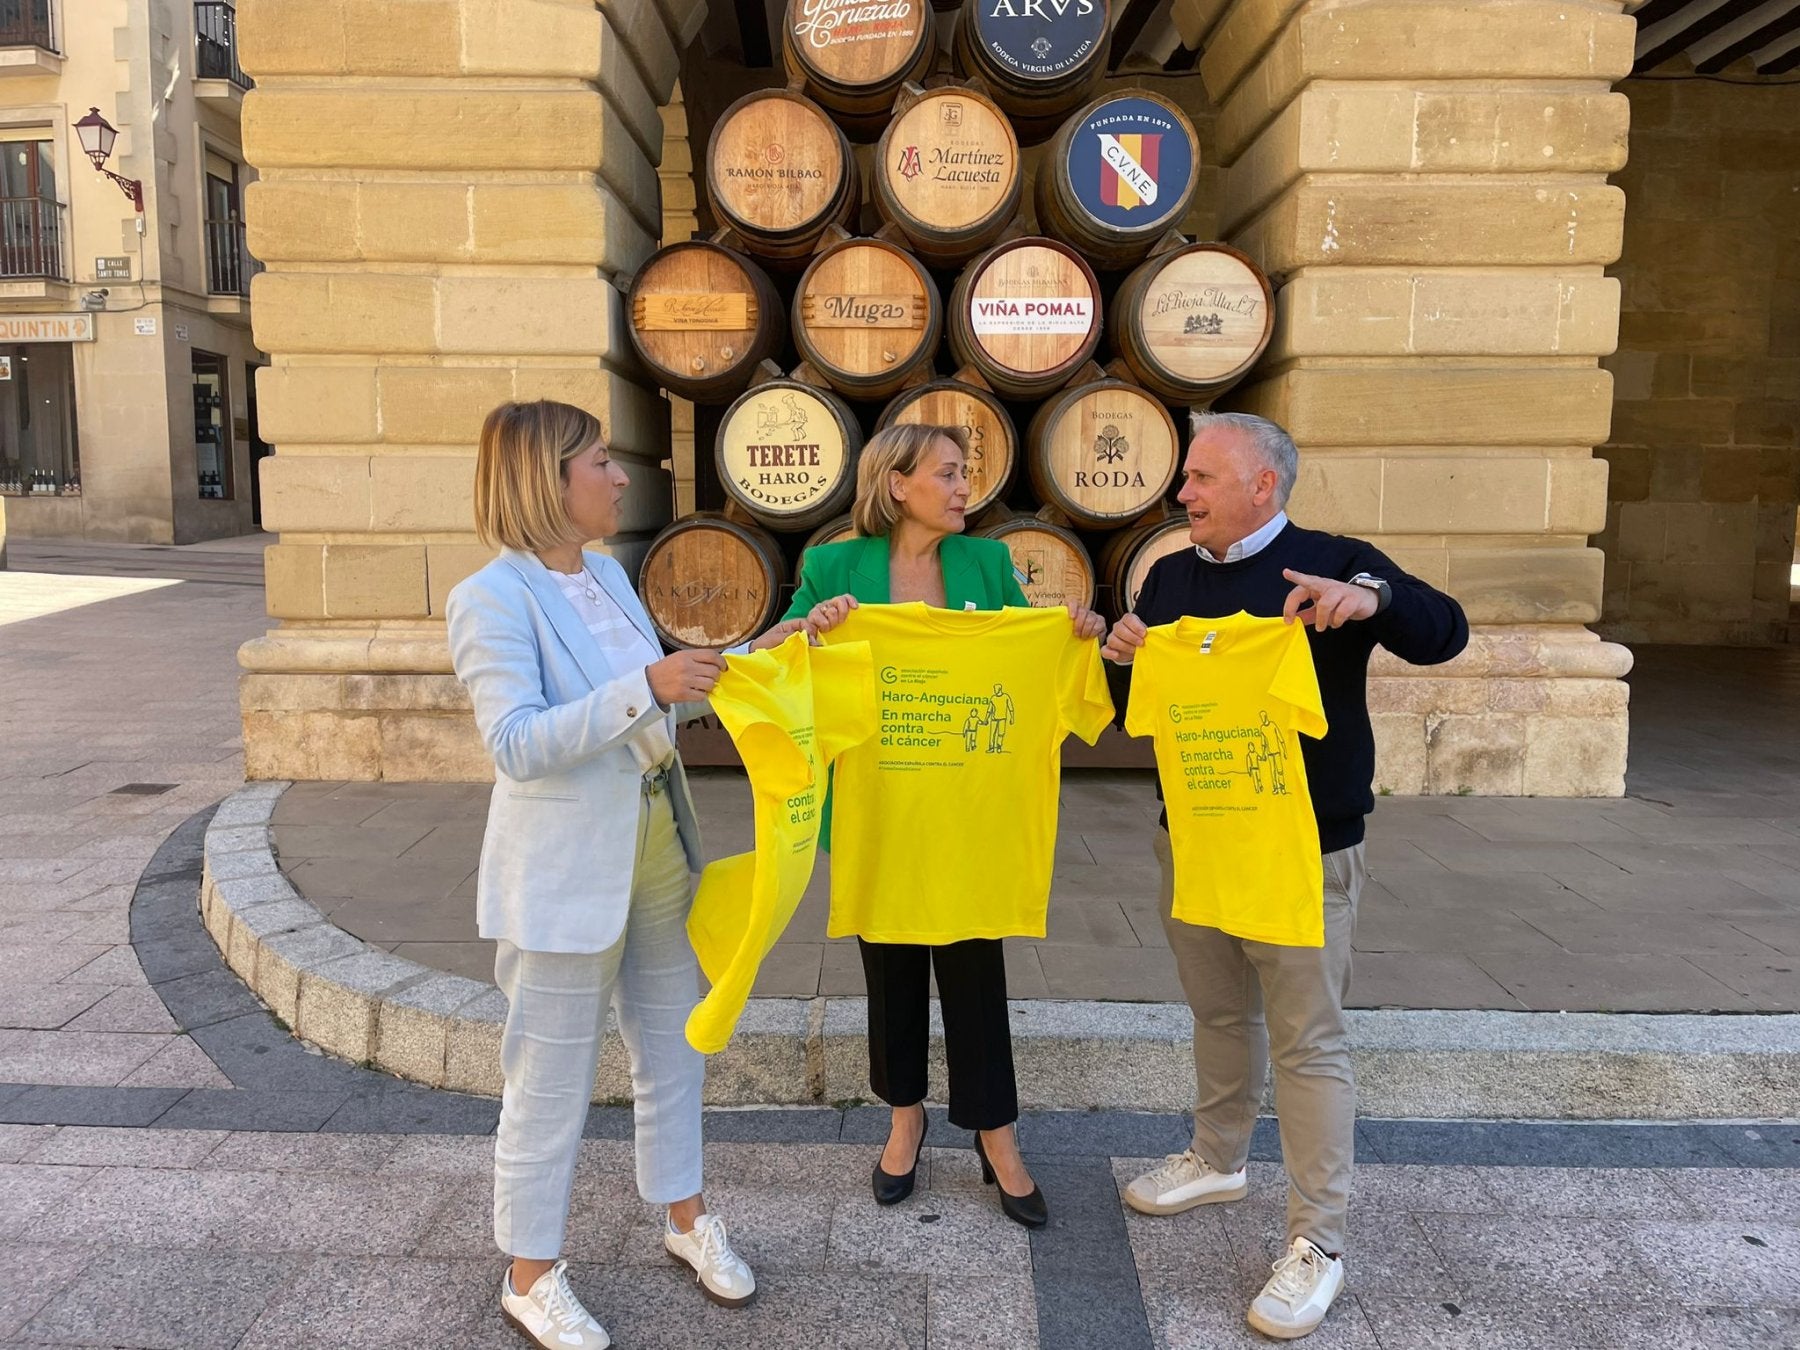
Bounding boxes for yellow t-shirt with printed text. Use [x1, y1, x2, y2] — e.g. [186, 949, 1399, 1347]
[686, 633, 876, 1052]
[822, 603, 1113, 944]
[1126, 613, 1329, 947]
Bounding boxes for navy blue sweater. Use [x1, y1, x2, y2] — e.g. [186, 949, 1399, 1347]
[1114, 522, 1469, 853]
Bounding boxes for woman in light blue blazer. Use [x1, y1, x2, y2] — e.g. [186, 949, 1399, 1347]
[446, 401, 807, 1350]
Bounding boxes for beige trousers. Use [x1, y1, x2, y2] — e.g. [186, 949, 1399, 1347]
[1155, 830, 1366, 1254]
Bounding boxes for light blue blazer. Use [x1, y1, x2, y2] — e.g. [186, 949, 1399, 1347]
[445, 546, 705, 954]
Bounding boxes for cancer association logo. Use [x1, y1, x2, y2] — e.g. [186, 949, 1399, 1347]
[897, 144, 922, 180]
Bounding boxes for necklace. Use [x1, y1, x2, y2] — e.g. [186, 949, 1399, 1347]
[577, 568, 602, 605]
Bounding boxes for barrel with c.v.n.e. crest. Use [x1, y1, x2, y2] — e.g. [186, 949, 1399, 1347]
[1064, 94, 1196, 236]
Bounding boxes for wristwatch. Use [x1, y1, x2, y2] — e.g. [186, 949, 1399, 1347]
[1348, 573, 1392, 614]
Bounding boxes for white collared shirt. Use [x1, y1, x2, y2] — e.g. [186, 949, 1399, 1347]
[554, 566, 674, 774]
[1197, 511, 1289, 564]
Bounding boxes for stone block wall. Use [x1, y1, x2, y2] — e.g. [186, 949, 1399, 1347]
[1595, 68, 1800, 646]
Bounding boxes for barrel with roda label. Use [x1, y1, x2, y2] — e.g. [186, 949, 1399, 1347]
[715, 379, 863, 530]
[952, 0, 1111, 142]
[1098, 511, 1192, 616]
[1037, 91, 1200, 271]
[1027, 379, 1180, 528]
[638, 514, 787, 650]
[1109, 242, 1275, 405]
[794, 513, 859, 582]
[706, 90, 859, 266]
[876, 378, 1018, 515]
[873, 84, 1021, 267]
[977, 513, 1096, 609]
[625, 241, 784, 404]
[782, 0, 934, 140]
[947, 237, 1102, 400]
[793, 238, 942, 400]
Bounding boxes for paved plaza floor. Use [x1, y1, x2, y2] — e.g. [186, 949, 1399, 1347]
[0, 540, 1796, 1348]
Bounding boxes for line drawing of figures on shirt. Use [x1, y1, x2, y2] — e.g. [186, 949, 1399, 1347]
[986, 683, 1014, 753]
[1242, 710, 1289, 795]
[963, 706, 985, 753]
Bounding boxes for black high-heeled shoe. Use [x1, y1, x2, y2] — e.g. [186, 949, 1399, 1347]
[872, 1105, 928, 1206]
[973, 1130, 1048, 1229]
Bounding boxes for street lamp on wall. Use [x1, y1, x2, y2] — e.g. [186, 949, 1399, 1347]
[74, 108, 145, 215]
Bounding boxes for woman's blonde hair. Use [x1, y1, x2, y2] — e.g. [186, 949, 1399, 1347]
[852, 423, 969, 537]
[472, 400, 604, 552]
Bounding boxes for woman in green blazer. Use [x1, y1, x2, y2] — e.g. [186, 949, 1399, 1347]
[783, 423, 1104, 1228]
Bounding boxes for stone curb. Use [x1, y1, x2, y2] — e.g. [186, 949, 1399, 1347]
[201, 786, 1800, 1119]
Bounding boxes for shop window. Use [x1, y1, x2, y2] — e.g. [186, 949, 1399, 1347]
[192, 349, 232, 500]
[0, 343, 79, 496]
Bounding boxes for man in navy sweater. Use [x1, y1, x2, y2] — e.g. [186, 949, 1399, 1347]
[1102, 411, 1467, 1341]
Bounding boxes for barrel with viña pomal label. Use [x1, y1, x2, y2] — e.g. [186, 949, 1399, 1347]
[947, 237, 1101, 400]
[715, 378, 863, 531]
[953, 0, 1110, 142]
[1037, 90, 1199, 271]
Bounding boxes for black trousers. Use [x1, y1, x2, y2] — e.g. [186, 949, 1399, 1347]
[858, 937, 1018, 1131]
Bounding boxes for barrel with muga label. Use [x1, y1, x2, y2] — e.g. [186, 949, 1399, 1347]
[706, 90, 859, 266]
[626, 241, 784, 403]
[782, 0, 933, 140]
[793, 238, 941, 400]
[1037, 91, 1199, 271]
[638, 514, 787, 650]
[977, 513, 1095, 609]
[794, 513, 859, 582]
[947, 237, 1101, 400]
[876, 378, 1018, 515]
[1109, 242, 1275, 405]
[873, 84, 1021, 267]
[953, 0, 1110, 142]
[716, 379, 863, 530]
[1099, 512, 1193, 616]
[1027, 379, 1180, 528]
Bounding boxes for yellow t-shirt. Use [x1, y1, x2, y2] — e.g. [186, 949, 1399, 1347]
[686, 633, 876, 1053]
[822, 603, 1114, 944]
[1125, 613, 1329, 947]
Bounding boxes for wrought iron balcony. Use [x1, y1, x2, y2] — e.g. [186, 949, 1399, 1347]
[206, 216, 258, 297]
[0, 197, 65, 279]
[0, 0, 56, 52]
[195, 1, 250, 89]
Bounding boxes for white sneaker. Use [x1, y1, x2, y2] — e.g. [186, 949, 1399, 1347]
[1124, 1149, 1249, 1215]
[664, 1211, 756, 1308]
[1247, 1236, 1345, 1340]
[500, 1260, 610, 1350]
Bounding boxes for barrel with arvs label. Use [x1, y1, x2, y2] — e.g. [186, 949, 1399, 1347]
[1099, 512, 1192, 617]
[638, 513, 786, 650]
[953, 0, 1110, 141]
[874, 84, 1021, 267]
[715, 379, 863, 530]
[1027, 378, 1180, 528]
[706, 90, 859, 266]
[977, 514, 1096, 608]
[782, 0, 933, 140]
[626, 241, 785, 404]
[1108, 242, 1275, 405]
[947, 237, 1102, 400]
[1037, 91, 1200, 271]
[876, 378, 1019, 514]
[793, 237, 942, 400]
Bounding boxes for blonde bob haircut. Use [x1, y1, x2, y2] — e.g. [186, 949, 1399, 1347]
[851, 423, 970, 538]
[472, 400, 604, 552]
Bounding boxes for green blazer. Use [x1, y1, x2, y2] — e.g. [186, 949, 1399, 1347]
[783, 533, 1030, 620]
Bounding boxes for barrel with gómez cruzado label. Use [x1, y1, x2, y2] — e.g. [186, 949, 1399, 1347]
[1026, 378, 1180, 529]
[947, 237, 1102, 401]
[625, 241, 785, 404]
[953, 0, 1111, 143]
[876, 378, 1019, 515]
[1108, 241, 1275, 405]
[638, 514, 787, 650]
[715, 379, 864, 531]
[706, 90, 859, 267]
[793, 237, 942, 400]
[873, 83, 1022, 268]
[1036, 90, 1200, 271]
[782, 0, 934, 140]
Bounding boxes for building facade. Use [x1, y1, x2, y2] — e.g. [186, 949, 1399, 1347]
[0, 0, 263, 544]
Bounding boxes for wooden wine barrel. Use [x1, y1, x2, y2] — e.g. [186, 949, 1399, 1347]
[1036, 91, 1200, 271]
[977, 513, 1096, 609]
[952, 0, 1110, 143]
[873, 84, 1021, 267]
[625, 242, 784, 404]
[1027, 379, 1180, 528]
[1109, 242, 1276, 405]
[782, 0, 933, 140]
[793, 237, 941, 400]
[876, 378, 1018, 515]
[638, 513, 786, 650]
[715, 379, 864, 531]
[706, 90, 859, 266]
[946, 238, 1102, 400]
[1098, 512, 1193, 617]
[793, 513, 859, 582]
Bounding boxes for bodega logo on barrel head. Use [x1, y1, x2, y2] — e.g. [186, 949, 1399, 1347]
[809, 293, 917, 328]
[975, 0, 1105, 77]
[1066, 96, 1195, 232]
[971, 295, 1093, 336]
[722, 389, 842, 512]
[791, 0, 919, 50]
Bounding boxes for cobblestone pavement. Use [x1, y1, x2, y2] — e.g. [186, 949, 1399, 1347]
[2, 547, 1797, 1348]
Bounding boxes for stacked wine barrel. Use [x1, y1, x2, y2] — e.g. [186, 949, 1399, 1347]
[627, 0, 1276, 656]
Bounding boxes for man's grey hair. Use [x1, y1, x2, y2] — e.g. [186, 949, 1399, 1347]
[1189, 411, 1298, 506]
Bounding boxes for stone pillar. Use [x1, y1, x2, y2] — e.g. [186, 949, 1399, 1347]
[1201, 0, 1638, 794]
[235, 0, 700, 780]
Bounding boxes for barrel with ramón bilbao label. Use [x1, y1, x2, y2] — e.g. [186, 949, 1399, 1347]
[782, 0, 934, 140]
[638, 513, 787, 651]
[1026, 377, 1180, 528]
[952, 0, 1111, 143]
[1036, 90, 1200, 271]
[946, 237, 1102, 400]
[625, 241, 784, 404]
[876, 377, 1018, 516]
[873, 83, 1021, 268]
[793, 236, 942, 400]
[977, 511, 1096, 609]
[1108, 241, 1275, 405]
[715, 378, 864, 531]
[706, 90, 859, 267]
